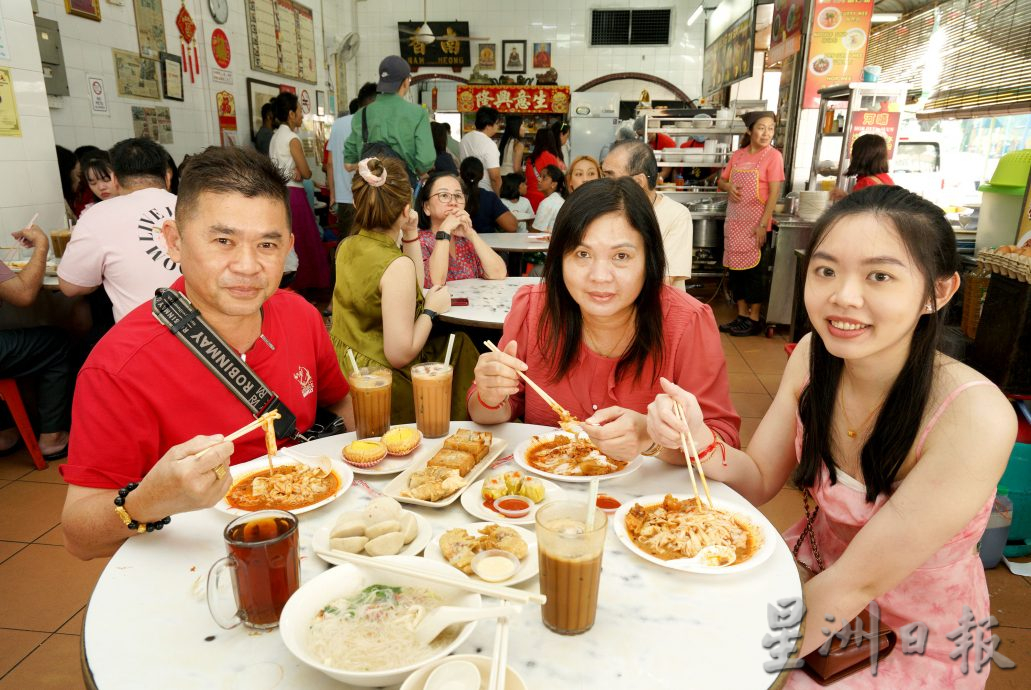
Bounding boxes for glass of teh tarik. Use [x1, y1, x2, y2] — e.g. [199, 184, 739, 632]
[348, 367, 392, 439]
[411, 362, 453, 438]
[535, 501, 607, 635]
[206, 510, 300, 630]
[50, 230, 72, 258]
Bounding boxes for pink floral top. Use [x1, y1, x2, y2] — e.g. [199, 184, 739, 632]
[418, 230, 485, 287]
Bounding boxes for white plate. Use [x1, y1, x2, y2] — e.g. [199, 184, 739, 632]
[423, 522, 538, 586]
[215, 453, 354, 516]
[383, 436, 508, 507]
[612, 493, 776, 575]
[459, 477, 566, 526]
[311, 510, 433, 563]
[513, 431, 644, 484]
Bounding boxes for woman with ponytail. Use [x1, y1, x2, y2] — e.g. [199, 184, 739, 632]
[459, 157, 517, 234]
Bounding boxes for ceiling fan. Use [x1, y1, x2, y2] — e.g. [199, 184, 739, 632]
[399, 0, 490, 44]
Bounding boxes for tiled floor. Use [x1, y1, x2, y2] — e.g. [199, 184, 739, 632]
[0, 299, 1027, 688]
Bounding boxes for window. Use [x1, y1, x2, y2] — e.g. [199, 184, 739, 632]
[591, 8, 671, 46]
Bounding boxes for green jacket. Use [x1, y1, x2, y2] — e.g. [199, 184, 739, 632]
[343, 93, 435, 174]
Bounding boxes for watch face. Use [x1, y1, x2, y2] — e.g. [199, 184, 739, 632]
[209, 0, 228, 24]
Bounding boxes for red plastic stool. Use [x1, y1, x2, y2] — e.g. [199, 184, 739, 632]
[0, 379, 47, 470]
[784, 343, 797, 357]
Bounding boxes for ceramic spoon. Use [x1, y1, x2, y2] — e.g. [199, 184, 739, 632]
[415, 605, 522, 646]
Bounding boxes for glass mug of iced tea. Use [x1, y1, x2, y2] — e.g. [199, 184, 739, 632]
[206, 510, 300, 630]
[411, 362, 453, 438]
[348, 367, 392, 439]
[536, 501, 607, 635]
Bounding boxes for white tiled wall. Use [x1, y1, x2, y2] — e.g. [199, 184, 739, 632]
[0, 0, 64, 241]
[350, 0, 706, 102]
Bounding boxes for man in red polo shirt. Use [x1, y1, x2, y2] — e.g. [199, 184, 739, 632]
[61, 147, 353, 560]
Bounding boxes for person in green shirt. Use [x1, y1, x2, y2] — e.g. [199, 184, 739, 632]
[331, 156, 478, 423]
[343, 56, 435, 181]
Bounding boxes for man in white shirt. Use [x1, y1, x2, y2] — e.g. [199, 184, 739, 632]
[459, 106, 502, 194]
[603, 141, 693, 289]
[326, 82, 376, 237]
[58, 137, 179, 321]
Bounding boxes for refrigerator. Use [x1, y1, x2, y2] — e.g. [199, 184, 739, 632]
[569, 92, 620, 162]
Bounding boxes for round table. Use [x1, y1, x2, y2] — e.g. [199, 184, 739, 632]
[478, 233, 552, 253]
[83, 422, 802, 689]
[439, 277, 541, 329]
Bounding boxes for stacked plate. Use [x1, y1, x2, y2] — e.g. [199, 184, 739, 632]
[798, 190, 830, 221]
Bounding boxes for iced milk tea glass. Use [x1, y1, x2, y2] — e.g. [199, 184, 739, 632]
[536, 500, 607, 635]
[411, 362, 453, 438]
[347, 367, 392, 439]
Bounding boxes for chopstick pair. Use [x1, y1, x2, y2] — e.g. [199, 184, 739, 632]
[488, 616, 510, 690]
[314, 548, 547, 605]
[671, 401, 714, 510]
[482, 340, 572, 421]
[191, 410, 282, 461]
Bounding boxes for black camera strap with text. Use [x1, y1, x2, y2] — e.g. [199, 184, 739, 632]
[151, 288, 299, 440]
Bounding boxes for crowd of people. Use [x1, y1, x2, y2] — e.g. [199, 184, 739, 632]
[0, 51, 1015, 687]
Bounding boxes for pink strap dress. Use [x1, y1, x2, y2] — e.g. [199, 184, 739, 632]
[783, 380, 996, 689]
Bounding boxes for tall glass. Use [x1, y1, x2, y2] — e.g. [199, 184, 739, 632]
[535, 500, 607, 635]
[348, 367, 392, 439]
[411, 362, 453, 438]
[50, 230, 72, 258]
[206, 510, 300, 630]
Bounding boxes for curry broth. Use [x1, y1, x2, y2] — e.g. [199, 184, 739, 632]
[225, 465, 340, 511]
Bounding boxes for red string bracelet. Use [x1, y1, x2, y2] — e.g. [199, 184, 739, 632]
[402, 235, 420, 243]
[477, 390, 508, 410]
[692, 427, 727, 467]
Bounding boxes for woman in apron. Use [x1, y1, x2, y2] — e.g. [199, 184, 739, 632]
[717, 111, 784, 337]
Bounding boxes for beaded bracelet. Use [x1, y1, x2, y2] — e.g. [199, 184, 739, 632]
[113, 482, 171, 534]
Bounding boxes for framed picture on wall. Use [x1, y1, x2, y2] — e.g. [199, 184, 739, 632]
[65, 0, 101, 22]
[247, 77, 282, 140]
[160, 52, 183, 101]
[502, 40, 526, 74]
[532, 43, 551, 69]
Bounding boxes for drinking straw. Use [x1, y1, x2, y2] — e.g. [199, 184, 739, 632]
[444, 332, 456, 366]
[585, 478, 600, 530]
[24, 213, 38, 230]
[346, 348, 360, 376]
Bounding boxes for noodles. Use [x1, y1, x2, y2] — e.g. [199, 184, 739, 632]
[225, 464, 338, 511]
[525, 433, 628, 476]
[624, 494, 763, 563]
[307, 585, 455, 671]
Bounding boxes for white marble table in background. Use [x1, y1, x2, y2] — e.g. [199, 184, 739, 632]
[440, 277, 541, 329]
[479, 233, 552, 253]
[83, 422, 802, 690]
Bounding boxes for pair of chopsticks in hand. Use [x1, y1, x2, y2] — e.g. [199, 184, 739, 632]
[192, 410, 282, 461]
[483, 340, 574, 423]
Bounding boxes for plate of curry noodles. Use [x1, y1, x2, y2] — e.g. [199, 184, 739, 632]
[216, 453, 354, 516]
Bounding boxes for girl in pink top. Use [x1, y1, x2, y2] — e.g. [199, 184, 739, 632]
[469, 177, 740, 463]
[649, 185, 1016, 688]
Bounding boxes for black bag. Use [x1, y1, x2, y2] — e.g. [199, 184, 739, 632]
[360, 108, 419, 189]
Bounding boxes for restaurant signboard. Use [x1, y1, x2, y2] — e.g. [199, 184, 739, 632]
[702, 8, 755, 96]
[847, 110, 901, 160]
[398, 22, 471, 71]
[802, 0, 875, 109]
[456, 85, 570, 114]
[768, 0, 805, 65]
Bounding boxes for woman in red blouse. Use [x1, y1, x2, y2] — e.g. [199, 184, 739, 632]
[524, 129, 564, 212]
[847, 133, 895, 192]
[468, 178, 740, 463]
[417, 172, 507, 287]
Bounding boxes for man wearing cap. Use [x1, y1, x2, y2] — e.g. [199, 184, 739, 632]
[344, 56, 435, 180]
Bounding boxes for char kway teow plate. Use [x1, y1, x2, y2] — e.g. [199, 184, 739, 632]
[513, 431, 644, 483]
[613, 493, 776, 575]
[215, 453, 354, 516]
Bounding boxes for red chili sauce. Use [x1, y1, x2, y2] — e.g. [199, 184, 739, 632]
[596, 495, 622, 511]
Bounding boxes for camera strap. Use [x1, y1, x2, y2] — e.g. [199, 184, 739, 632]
[151, 288, 299, 440]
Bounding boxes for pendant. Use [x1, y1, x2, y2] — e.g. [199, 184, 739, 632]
[847, 429, 857, 439]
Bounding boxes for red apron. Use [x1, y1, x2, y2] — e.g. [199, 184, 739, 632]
[723, 147, 773, 270]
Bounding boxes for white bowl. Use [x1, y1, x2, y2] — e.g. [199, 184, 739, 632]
[279, 556, 481, 687]
[401, 654, 528, 690]
[662, 148, 685, 163]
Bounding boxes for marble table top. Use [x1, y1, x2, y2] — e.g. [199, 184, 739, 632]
[479, 233, 552, 253]
[84, 422, 802, 690]
[439, 277, 542, 329]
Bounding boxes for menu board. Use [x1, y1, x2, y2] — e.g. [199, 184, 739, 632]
[702, 8, 755, 96]
[245, 0, 317, 84]
[802, 0, 874, 108]
[768, 0, 805, 65]
[847, 111, 901, 160]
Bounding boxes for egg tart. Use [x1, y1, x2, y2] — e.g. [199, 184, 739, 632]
[341, 440, 388, 468]
[381, 427, 422, 456]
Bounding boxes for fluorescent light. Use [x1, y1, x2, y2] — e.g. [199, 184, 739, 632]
[688, 5, 704, 27]
[872, 13, 902, 24]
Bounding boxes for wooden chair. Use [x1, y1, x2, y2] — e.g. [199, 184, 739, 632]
[0, 379, 47, 470]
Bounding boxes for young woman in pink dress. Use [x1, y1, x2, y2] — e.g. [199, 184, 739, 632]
[648, 185, 1015, 688]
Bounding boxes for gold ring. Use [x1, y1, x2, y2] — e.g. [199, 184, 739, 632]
[213, 464, 227, 481]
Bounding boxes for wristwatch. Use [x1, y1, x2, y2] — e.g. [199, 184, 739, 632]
[422, 308, 439, 321]
[435, 231, 451, 242]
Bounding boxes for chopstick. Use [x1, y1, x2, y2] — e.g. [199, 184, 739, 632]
[193, 410, 282, 460]
[488, 616, 510, 690]
[483, 340, 570, 418]
[672, 402, 714, 510]
[313, 549, 547, 605]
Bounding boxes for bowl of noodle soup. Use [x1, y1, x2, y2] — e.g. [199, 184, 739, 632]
[279, 555, 481, 686]
[612, 493, 777, 575]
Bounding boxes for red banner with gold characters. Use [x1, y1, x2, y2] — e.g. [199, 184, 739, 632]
[457, 85, 570, 114]
[848, 110, 901, 160]
[802, 0, 874, 109]
[216, 91, 238, 147]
